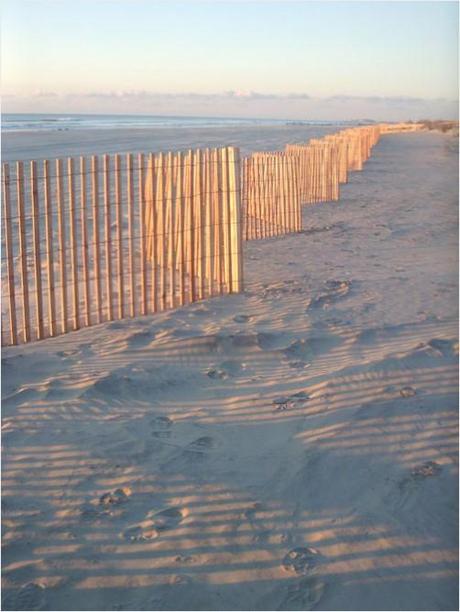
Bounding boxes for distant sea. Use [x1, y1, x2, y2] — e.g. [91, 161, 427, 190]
[2, 113, 361, 133]
[1, 113, 369, 161]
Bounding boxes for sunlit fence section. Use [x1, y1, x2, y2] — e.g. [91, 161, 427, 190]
[241, 152, 301, 240]
[1, 147, 243, 346]
[143, 147, 243, 308]
[2, 123, 420, 346]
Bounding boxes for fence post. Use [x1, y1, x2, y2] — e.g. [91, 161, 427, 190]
[227, 147, 243, 293]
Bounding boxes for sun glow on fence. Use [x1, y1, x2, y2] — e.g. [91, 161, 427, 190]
[1, 123, 421, 346]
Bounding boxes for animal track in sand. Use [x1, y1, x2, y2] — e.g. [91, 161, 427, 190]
[2, 582, 46, 611]
[282, 547, 321, 575]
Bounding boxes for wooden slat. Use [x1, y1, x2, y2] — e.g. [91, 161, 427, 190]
[56, 158, 68, 334]
[2, 163, 18, 345]
[91, 156, 102, 324]
[196, 149, 206, 299]
[204, 149, 213, 297]
[158, 153, 167, 310]
[16, 161, 31, 343]
[151, 152, 159, 312]
[43, 160, 56, 336]
[138, 153, 147, 315]
[67, 157, 79, 330]
[167, 151, 176, 308]
[103, 155, 113, 321]
[221, 147, 232, 291]
[177, 152, 186, 306]
[126, 153, 135, 317]
[187, 150, 196, 303]
[212, 148, 224, 294]
[114, 154, 124, 319]
[30, 161, 44, 340]
[227, 147, 243, 293]
[80, 157, 91, 327]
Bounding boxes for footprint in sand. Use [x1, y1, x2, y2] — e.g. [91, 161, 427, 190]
[99, 487, 132, 506]
[207, 361, 246, 380]
[273, 392, 310, 412]
[399, 386, 416, 398]
[282, 547, 321, 575]
[80, 488, 131, 520]
[233, 314, 251, 323]
[411, 461, 442, 479]
[278, 577, 326, 611]
[308, 280, 352, 310]
[175, 555, 194, 564]
[149, 507, 185, 531]
[122, 523, 158, 542]
[207, 368, 227, 380]
[123, 507, 185, 541]
[184, 436, 216, 460]
[152, 416, 173, 439]
[398, 461, 442, 499]
[2, 582, 46, 611]
[127, 330, 156, 348]
[244, 501, 264, 521]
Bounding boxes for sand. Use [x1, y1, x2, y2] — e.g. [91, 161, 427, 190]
[1, 130, 458, 611]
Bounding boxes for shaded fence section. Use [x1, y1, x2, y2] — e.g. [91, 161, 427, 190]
[1, 147, 243, 346]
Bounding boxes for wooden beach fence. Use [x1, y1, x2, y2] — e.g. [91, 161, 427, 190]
[2, 124, 400, 347]
[1, 146, 243, 346]
[285, 141, 340, 204]
[241, 152, 301, 240]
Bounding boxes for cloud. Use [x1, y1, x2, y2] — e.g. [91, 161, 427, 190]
[2, 90, 458, 121]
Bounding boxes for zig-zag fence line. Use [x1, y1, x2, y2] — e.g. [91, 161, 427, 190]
[1, 122, 421, 346]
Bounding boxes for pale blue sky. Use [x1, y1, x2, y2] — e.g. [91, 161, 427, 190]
[2, 1, 458, 119]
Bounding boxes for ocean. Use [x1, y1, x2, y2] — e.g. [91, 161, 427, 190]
[1, 113, 361, 161]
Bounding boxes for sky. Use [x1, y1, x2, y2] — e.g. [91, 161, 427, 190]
[2, 0, 458, 120]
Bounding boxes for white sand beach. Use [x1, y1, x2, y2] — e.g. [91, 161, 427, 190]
[2, 130, 458, 611]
